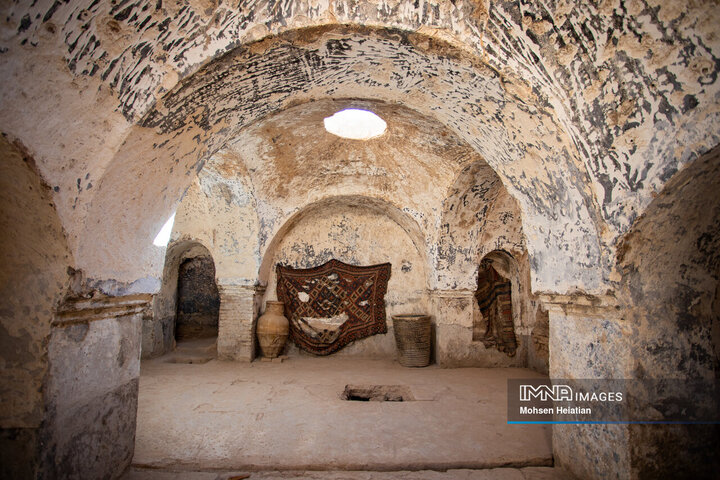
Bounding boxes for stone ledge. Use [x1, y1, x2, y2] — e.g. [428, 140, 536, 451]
[427, 289, 475, 299]
[537, 293, 620, 317]
[54, 294, 152, 326]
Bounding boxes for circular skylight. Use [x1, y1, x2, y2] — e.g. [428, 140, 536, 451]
[323, 109, 387, 140]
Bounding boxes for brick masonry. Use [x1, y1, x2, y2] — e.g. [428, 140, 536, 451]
[217, 284, 258, 361]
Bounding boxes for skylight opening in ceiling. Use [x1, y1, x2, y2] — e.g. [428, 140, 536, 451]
[323, 109, 387, 140]
[153, 213, 176, 247]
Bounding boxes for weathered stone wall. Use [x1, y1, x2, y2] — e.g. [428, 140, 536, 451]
[172, 158, 261, 285]
[77, 25, 603, 294]
[528, 304, 550, 375]
[0, 135, 72, 479]
[0, 133, 146, 478]
[45, 294, 148, 479]
[547, 297, 631, 479]
[617, 145, 720, 478]
[232, 100, 475, 288]
[2, 1, 718, 299]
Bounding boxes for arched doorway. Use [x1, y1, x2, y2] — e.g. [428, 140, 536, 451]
[145, 241, 219, 359]
[176, 254, 220, 341]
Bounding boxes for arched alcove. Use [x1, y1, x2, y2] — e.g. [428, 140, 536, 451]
[176, 255, 219, 341]
[434, 161, 547, 370]
[147, 240, 218, 358]
[259, 195, 428, 358]
[473, 250, 521, 356]
[617, 143, 720, 478]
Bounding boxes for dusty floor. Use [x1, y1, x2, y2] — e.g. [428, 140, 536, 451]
[122, 467, 575, 479]
[127, 355, 569, 479]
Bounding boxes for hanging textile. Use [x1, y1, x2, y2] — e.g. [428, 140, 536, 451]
[474, 261, 517, 356]
[276, 259, 391, 355]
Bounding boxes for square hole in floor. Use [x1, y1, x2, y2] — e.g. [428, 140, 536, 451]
[340, 384, 415, 402]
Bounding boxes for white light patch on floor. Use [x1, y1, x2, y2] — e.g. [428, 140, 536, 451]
[153, 213, 176, 247]
[323, 109, 387, 140]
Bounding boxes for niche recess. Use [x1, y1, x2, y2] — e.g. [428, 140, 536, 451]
[176, 255, 220, 340]
[473, 251, 519, 357]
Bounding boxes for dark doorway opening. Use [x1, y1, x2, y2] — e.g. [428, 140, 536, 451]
[176, 255, 220, 341]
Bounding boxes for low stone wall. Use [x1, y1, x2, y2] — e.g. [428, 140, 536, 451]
[43, 294, 149, 479]
[545, 295, 630, 480]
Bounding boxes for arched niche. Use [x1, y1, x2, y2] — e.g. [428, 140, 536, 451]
[437, 161, 527, 290]
[259, 195, 428, 358]
[147, 240, 217, 358]
[434, 162, 549, 370]
[473, 250, 522, 355]
[617, 143, 720, 478]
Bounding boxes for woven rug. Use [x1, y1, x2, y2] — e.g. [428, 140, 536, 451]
[276, 259, 391, 355]
[474, 261, 517, 356]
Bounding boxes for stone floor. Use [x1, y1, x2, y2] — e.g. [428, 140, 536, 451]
[163, 337, 218, 364]
[127, 355, 570, 479]
[122, 467, 576, 479]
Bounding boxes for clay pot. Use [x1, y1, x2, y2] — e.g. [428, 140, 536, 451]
[256, 301, 289, 358]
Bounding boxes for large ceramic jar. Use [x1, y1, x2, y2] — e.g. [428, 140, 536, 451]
[256, 301, 289, 358]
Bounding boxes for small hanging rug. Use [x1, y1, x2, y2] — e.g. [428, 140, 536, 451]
[474, 262, 517, 356]
[276, 259, 391, 355]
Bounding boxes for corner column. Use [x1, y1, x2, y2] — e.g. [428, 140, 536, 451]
[428, 289, 474, 367]
[217, 284, 258, 361]
[540, 294, 631, 480]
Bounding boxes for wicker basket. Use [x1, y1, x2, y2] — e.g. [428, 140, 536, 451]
[392, 314, 431, 367]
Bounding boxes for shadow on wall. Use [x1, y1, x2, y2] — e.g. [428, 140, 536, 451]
[146, 240, 218, 358]
[617, 144, 720, 479]
[1, 136, 141, 478]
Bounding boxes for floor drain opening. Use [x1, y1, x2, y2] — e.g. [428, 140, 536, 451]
[340, 385, 414, 402]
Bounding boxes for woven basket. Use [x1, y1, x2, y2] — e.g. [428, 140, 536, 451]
[392, 314, 431, 367]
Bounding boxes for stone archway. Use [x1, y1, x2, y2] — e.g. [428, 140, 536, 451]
[175, 252, 219, 341]
[616, 144, 720, 479]
[146, 240, 218, 358]
[258, 194, 429, 358]
[78, 25, 605, 297]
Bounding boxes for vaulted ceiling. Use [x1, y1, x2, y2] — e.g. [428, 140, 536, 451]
[1, 0, 718, 295]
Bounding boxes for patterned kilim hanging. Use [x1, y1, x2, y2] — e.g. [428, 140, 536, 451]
[474, 261, 517, 356]
[276, 259, 391, 355]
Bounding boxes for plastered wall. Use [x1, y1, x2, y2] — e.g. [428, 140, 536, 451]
[264, 201, 428, 358]
[1, 1, 720, 478]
